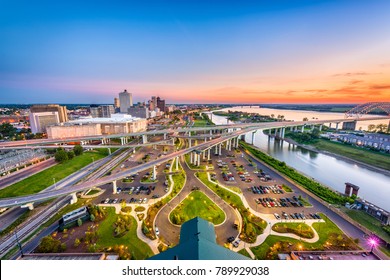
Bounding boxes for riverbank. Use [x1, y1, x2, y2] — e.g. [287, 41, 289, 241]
[280, 136, 390, 176]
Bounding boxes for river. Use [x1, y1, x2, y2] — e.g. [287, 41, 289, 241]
[208, 109, 390, 211]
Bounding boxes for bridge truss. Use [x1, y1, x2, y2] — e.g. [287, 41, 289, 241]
[345, 102, 390, 118]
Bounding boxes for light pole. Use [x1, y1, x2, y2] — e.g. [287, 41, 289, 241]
[15, 230, 24, 257]
[369, 238, 377, 253]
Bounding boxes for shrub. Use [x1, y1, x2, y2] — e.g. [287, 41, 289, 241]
[55, 149, 68, 163]
[73, 145, 83, 156]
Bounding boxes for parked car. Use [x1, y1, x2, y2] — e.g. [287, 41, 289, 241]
[232, 239, 241, 247]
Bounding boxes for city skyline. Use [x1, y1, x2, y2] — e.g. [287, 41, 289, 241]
[1, 0, 390, 104]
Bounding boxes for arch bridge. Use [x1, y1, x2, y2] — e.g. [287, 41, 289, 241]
[345, 102, 390, 118]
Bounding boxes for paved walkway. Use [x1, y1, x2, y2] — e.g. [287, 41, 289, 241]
[198, 170, 322, 258]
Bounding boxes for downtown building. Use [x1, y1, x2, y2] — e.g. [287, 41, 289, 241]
[89, 105, 115, 118]
[119, 89, 133, 113]
[46, 113, 147, 139]
[29, 104, 68, 133]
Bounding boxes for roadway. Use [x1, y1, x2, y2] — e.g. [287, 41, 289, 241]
[1, 115, 389, 208]
[0, 148, 129, 256]
[1, 116, 388, 148]
[0, 158, 56, 190]
[0, 126, 257, 208]
[155, 157, 240, 246]
[0, 139, 174, 151]
[242, 147, 389, 260]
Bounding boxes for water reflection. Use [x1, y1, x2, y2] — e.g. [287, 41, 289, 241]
[208, 112, 390, 210]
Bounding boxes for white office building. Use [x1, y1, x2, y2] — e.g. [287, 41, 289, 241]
[119, 89, 132, 113]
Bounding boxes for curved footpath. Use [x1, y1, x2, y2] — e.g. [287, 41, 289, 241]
[154, 157, 240, 246]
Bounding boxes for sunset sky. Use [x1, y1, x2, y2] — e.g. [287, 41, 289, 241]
[1, 0, 390, 104]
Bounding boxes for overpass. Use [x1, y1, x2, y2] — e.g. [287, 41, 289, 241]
[0, 139, 174, 151]
[1, 116, 388, 149]
[0, 116, 388, 208]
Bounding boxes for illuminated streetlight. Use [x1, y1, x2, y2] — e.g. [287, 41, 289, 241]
[368, 238, 378, 253]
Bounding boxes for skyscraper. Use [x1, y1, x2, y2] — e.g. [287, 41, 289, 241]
[151, 96, 157, 110]
[157, 96, 166, 112]
[119, 89, 132, 113]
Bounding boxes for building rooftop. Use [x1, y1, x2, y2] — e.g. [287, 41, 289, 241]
[69, 113, 143, 124]
[149, 217, 250, 260]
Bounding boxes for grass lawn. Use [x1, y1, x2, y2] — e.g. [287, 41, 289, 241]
[169, 190, 225, 225]
[312, 139, 390, 171]
[184, 154, 207, 170]
[86, 189, 100, 196]
[272, 222, 314, 239]
[281, 184, 293, 192]
[144, 162, 186, 239]
[298, 196, 312, 207]
[96, 207, 153, 259]
[238, 248, 252, 259]
[0, 150, 107, 198]
[193, 118, 211, 127]
[196, 172, 266, 243]
[251, 214, 359, 259]
[344, 209, 390, 243]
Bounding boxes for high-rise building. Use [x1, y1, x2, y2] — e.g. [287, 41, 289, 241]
[114, 97, 120, 109]
[157, 96, 166, 112]
[128, 107, 149, 119]
[89, 105, 101, 118]
[100, 105, 115, 118]
[119, 89, 132, 113]
[89, 105, 115, 118]
[151, 96, 157, 110]
[29, 104, 68, 133]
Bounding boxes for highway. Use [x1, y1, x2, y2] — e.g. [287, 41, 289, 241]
[0, 148, 130, 256]
[0, 126, 258, 208]
[1, 116, 388, 148]
[0, 116, 389, 208]
[0, 158, 56, 190]
[0, 139, 174, 151]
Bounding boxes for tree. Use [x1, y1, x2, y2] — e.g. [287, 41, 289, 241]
[55, 149, 68, 163]
[74, 238, 81, 247]
[67, 150, 75, 160]
[36, 236, 66, 253]
[77, 218, 83, 227]
[303, 117, 309, 121]
[90, 214, 95, 222]
[376, 123, 388, 133]
[0, 122, 17, 139]
[311, 128, 320, 138]
[73, 144, 83, 156]
[368, 124, 376, 132]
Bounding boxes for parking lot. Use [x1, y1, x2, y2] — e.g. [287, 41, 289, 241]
[208, 147, 321, 218]
[91, 139, 175, 207]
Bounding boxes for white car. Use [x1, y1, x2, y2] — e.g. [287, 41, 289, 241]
[155, 227, 159, 236]
[232, 239, 241, 248]
[274, 213, 281, 219]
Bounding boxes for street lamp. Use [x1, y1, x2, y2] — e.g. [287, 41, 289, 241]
[368, 238, 378, 253]
[14, 230, 24, 257]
